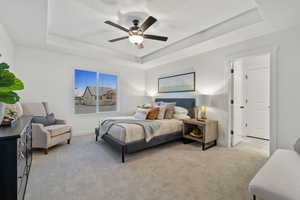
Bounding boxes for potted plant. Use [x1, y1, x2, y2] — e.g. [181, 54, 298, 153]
[0, 62, 24, 124]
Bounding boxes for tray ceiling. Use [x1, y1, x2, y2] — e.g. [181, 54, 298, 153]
[48, 0, 256, 57]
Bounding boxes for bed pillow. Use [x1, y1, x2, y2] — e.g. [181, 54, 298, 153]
[174, 106, 188, 115]
[156, 105, 167, 120]
[133, 108, 150, 120]
[173, 114, 191, 120]
[137, 106, 160, 120]
[147, 107, 160, 120]
[294, 138, 300, 154]
[162, 102, 176, 119]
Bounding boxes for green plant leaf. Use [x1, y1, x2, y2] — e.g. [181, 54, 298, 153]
[13, 78, 24, 90]
[0, 78, 24, 92]
[0, 70, 16, 88]
[0, 63, 9, 72]
[0, 91, 20, 104]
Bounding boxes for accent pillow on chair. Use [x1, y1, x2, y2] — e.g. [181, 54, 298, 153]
[32, 113, 56, 126]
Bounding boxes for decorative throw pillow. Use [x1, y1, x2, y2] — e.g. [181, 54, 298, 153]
[294, 138, 300, 154]
[162, 102, 176, 119]
[147, 107, 160, 120]
[32, 113, 56, 126]
[133, 108, 150, 120]
[138, 106, 160, 120]
[156, 105, 167, 120]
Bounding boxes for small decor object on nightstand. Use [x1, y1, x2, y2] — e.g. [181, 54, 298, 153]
[198, 94, 211, 121]
[183, 119, 218, 150]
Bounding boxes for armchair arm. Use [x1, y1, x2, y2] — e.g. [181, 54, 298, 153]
[55, 119, 67, 125]
[31, 123, 51, 148]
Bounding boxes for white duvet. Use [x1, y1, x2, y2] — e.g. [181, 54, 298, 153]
[101, 117, 183, 143]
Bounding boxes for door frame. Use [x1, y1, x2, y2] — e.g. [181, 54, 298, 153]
[225, 45, 278, 154]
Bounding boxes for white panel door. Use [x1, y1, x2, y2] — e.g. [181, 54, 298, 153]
[232, 61, 245, 146]
[245, 55, 270, 139]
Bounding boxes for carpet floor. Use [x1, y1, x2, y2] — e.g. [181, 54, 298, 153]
[25, 135, 267, 200]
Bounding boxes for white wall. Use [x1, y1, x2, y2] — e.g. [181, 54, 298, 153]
[15, 46, 146, 135]
[0, 24, 15, 67]
[146, 25, 300, 150]
[146, 52, 228, 146]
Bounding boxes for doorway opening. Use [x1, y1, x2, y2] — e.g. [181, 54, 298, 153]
[230, 53, 271, 156]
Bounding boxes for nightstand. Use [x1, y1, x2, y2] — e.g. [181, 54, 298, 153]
[182, 119, 218, 150]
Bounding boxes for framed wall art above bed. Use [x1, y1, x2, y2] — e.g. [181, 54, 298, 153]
[158, 72, 195, 93]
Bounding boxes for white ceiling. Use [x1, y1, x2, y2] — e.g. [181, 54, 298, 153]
[48, 0, 256, 57]
[1, 0, 300, 69]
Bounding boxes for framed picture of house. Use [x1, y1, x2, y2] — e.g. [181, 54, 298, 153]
[158, 72, 195, 93]
[74, 69, 118, 114]
[74, 69, 97, 114]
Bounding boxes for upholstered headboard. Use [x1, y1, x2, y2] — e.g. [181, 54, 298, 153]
[155, 98, 196, 118]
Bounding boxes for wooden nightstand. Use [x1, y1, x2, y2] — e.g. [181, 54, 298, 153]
[182, 119, 218, 150]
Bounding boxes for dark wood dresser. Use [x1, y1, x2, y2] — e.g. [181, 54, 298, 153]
[0, 116, 32, 200]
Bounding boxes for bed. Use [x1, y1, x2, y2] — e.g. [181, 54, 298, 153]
[97, 98, 195, 163]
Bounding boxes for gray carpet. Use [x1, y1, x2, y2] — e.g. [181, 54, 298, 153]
[25, 135, 267, 200]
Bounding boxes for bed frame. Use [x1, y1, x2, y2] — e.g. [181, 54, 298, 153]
[97, 98, 195, 163]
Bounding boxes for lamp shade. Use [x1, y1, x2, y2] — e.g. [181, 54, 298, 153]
[198, 94, 211, 107]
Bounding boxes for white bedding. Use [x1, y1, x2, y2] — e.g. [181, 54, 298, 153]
[103, 117, 183, 143]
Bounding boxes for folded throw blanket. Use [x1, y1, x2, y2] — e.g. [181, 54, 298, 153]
[100, 119, 160, 142]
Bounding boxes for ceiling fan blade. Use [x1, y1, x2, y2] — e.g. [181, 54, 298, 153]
[109, 36, 129, 42]
[144, 34, 168, 41]
[104, 20, 129, 33]
[136, 43, 144, 49]
[140, 16, 157, 32]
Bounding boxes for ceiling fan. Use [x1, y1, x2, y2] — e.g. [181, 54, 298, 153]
[104, 16, 168, 49]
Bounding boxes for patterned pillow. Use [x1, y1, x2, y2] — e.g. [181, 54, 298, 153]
[162, 102, 176, 119]
[138, 106, 160, 120]
[147, 107, 160, 120]
[156, 105, 167, 120]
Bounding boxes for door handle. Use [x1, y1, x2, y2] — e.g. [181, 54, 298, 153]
[240, 106, 245, 109]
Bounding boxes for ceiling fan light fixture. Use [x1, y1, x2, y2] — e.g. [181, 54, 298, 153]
[129, 35, 144, 44]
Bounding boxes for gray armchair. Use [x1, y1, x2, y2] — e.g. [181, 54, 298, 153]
[22, 102, 72, 154]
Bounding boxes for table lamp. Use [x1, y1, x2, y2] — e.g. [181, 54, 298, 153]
[198, 94, 211, 120]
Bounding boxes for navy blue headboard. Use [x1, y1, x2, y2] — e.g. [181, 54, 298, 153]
[155, 98, 196, 118]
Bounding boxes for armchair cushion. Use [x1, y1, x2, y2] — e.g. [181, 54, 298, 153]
[46, 124, 72, 137]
